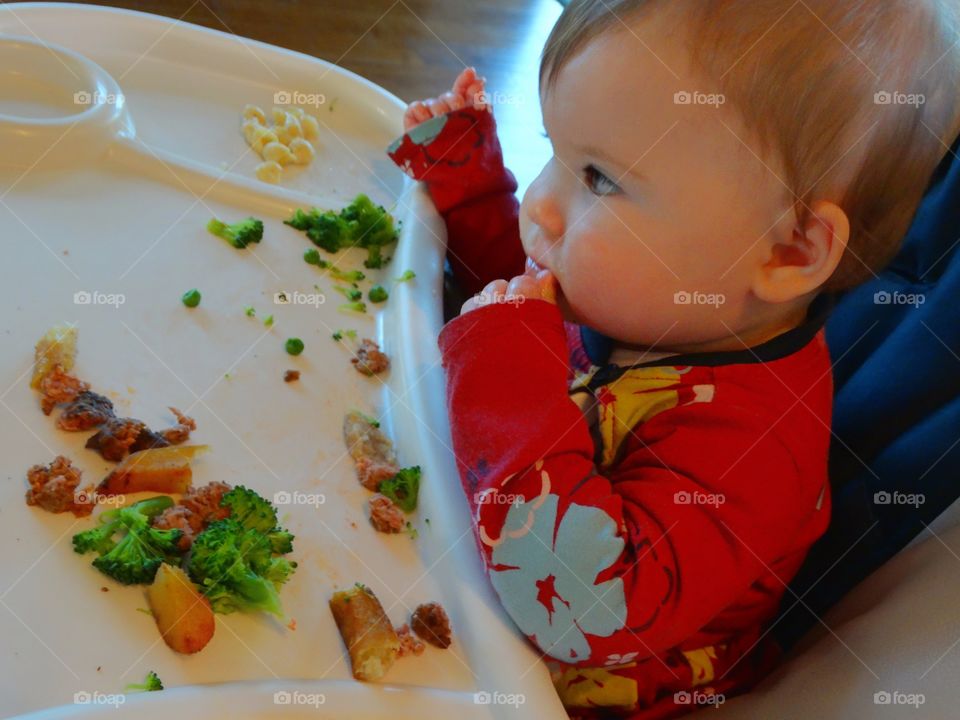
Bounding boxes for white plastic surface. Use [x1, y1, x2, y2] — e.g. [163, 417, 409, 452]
[0, 4, 564, 718]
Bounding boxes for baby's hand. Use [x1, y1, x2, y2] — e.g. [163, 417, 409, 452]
[403, 67, 487, 132]
[460, 262, 558, 315]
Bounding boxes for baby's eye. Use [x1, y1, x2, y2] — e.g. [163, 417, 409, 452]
[583, 164, 622, 196]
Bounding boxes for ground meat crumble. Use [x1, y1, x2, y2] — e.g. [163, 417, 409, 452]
[25, 455, 94, 517]
[412, 602, 452, 649]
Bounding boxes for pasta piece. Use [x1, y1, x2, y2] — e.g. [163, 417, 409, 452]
[329, 584, 400, 681]
[263, 141, 296, 166]
[284, 113, 303, 139]
[241, 119, 262, 145]
[289, 137, 315, 165]
[242, 104, 266, 124]
[274, 125, 292, 146]
[255, 161, 283, 184]
[301, 113, 320, 140]
[250, 126, 278, 155]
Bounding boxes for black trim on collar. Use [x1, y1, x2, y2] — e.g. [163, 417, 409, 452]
[581, 292, 836, 390]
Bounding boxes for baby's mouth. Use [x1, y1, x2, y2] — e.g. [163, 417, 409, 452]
[525, 256, 547, 277]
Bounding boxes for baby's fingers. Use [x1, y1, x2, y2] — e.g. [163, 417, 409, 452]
[452, 67, 479, 98]
[403, 101, 433, 132]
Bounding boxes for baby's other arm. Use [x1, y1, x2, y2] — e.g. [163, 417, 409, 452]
[438, 300, 818, 665]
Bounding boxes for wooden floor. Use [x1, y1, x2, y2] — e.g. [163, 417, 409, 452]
[60, 0, 562, 195]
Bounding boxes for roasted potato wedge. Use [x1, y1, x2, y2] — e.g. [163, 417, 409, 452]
[147, 563, 215, 654]
[97, 445, 209, 495]
[329, 584, 400, 681]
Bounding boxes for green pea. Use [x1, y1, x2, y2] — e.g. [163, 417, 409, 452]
[368, 285, 388, 303]
[285, 337, 304, 355]
[182, 289, 201, 308]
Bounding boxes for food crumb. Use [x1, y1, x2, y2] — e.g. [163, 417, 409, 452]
[287, 618, 297, 631]
[283, 369, 301, 383]
[396, 623, 425, 657]
[351, 338, 390, 376]
[100, 587, 109, 593]
[368, 494, 404, 533]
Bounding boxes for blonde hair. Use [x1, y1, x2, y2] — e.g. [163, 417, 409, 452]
[542, 0, 960, 291]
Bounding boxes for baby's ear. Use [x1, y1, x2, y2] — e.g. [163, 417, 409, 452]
[752, 200, 849, 304]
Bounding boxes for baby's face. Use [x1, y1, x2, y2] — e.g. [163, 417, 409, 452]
[520, 16, 795, 350]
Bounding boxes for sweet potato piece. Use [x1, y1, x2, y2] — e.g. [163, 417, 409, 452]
[96, 445, 209, 496]
[329, 584, 400, 681]
[147, 564, 215, 654]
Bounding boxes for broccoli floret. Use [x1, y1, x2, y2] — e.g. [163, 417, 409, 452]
[221, 485, 278, 533]
[285, 194, 399, 267]
[333, 285, 363, 302]
[188, 518, 297, 617]
[306, 213, 348, 253]
[186, 487, 297, 617]
[328, 267, 365, 283]
[72, 496, 184, 585]
[338, 301, 367, 314]
[126, 670, 163, 692]
[207, 217, 264, 249]
[378, 466, 421, 513]
[284, 208, 320, 232]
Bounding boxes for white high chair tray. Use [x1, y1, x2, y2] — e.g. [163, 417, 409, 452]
[0, 3, 563, 718]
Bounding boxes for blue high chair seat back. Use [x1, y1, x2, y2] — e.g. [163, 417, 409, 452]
[775, 134, 960, 649]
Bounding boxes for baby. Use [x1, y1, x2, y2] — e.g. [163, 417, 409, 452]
[386, 1, 960, 717]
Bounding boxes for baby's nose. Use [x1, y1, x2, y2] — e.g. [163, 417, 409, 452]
[525, 195, 564, 241]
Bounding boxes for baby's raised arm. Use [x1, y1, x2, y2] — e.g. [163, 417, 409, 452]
[386, 68, 526, 296]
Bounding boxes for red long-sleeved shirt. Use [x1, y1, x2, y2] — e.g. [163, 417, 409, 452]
[387, 105, 832, 719]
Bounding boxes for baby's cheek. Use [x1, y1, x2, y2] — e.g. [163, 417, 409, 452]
[559, 235, 634, 323]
